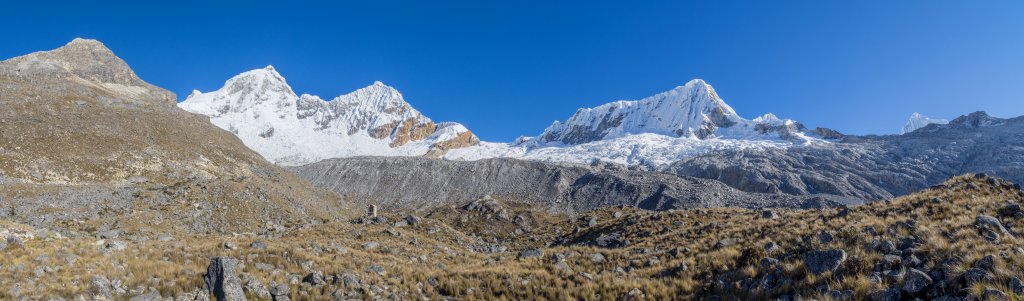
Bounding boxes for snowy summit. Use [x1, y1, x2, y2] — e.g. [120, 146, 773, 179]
[178, 67, 479, 166]
[901, 112, 949, 134]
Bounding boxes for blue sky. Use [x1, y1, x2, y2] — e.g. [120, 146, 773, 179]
[2, 1, 1022, 141]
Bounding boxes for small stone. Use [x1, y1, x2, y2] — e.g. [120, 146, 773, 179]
[590, 253, 606, 263]
[222, 240, 237, 250]
[624, 288, 645, 301]
[249, 240, 267, 250]
[974, 254, 996, 271]
[269, 282, 290, 301]
[761, 210, 779, 219]
[361, 241, 379, 250]
[366, 265, 386, 275]
[405, 215, 422, 226]
[817, 231, 834, 244]
[302, 271, 325, 286]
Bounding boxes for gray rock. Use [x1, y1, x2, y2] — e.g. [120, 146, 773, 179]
[962, 268, 993, 285]
[405, 215, 422, 226]
[816, 231, 834, 244]
[223, 240, 237, 250]
[241, 274, 270, 299]
[984, 289, 1009, 301]
[902, 268, 932, 294]
[203, 257, 246, 301]
[518, 249, 544, 259]
[90, 276, 112, 300]
[361, 241, 379, 250]
[590, 253, 606, 263]
[761, 209, 779, 219]
[976, 215, 1013, 238]
[249, 240, 267, 250]
[1010, 277, 1024, 295]
[268, 282, 290, 301]
[868, 288, 902, 301]
[366, 265, 386, 275]
[128, 291, 161, 301]
[302, 271, 325, 286]
[801, 249, 847, 276]
[974, 254, 996, 271]
[104, 240, 127, 252]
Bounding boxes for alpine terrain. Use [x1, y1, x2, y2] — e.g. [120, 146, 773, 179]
[1, 38, 1022, 301]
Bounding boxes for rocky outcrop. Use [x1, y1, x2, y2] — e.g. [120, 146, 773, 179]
[291, 156, 852, 213]
[204, 257, 246, 301]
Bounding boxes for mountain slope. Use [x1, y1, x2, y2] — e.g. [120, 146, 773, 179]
[179, 67, 479, 166]
[290, 156, 853, 213]
[0, 39, 351, 234]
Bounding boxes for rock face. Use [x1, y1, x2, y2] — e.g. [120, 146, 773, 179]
[179, 67, 479, 165]
[671, 112, 1024, 200]
[0, 39, 351, 234]
[204, 257, 246, 301]
[291, 156, 852, 213]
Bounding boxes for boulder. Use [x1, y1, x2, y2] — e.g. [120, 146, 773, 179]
[203, 256, 247, 301]
[90, 276, 112, 300]
[976, 215, 1013, 238]
[902, 268, 932, 294]
[868, 288, 901, 301]
[801, 249, 847, 276]
[518, 248, 544, 259]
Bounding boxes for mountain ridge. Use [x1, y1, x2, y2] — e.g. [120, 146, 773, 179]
[179, 66, 479, 166]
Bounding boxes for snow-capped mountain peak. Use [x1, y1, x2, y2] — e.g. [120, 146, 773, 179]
[446, 79, 825, 168]
[179, 67, 479, 165]
[535, 79, 808, 145]
[901, 112, 949, 134]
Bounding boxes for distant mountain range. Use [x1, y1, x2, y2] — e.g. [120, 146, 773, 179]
[175, 62, 1024, 205]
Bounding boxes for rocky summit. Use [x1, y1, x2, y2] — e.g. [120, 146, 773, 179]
[1, 38, 1023, 301]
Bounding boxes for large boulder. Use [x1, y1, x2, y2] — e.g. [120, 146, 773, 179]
[902, 268, 932, 294]
[801, 249, 847, 276]
[204, 257, 247, 301]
